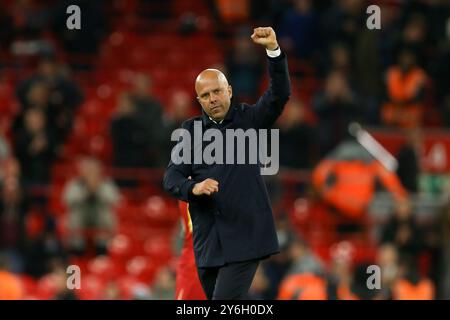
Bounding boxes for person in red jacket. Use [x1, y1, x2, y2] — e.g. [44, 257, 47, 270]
[175, 201, 206, 300]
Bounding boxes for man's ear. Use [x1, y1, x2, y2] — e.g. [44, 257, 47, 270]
[228, 85, 232, 99]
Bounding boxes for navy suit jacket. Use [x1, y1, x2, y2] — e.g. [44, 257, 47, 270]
[163, 52, 291, 267]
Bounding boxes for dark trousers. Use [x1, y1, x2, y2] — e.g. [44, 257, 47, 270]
[197, 259, 259, 300]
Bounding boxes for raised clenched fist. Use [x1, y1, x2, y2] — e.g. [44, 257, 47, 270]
[251, 27, 278, 51]
[192, 178, 219, 196]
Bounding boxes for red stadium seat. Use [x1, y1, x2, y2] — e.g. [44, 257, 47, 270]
[87, 256, 118, 282]
[19, 275, 38, 297]
[35, 274, 59, 300]
[126, 256, 158, 283]
[78, 274, 106, 300]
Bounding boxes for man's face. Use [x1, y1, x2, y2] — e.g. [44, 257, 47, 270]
[195, 69, 232, 121]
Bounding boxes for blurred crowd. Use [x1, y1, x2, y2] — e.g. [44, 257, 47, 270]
[0, 0, 450, 299]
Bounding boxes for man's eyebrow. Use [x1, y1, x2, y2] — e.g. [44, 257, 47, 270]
[199, 88, 221, 96]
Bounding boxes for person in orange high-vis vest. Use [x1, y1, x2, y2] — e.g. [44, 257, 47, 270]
[215, 0, 249, 23]
[175, 201, 206, 300]
[392, 278, 434, 300]
[313, 159, 407, 219]
[277, 273, 327, 300]
[0, 272, 24, 300]
[382, 49, 427, 128]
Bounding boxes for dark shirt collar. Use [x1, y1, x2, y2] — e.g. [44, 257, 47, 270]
[201, 103, 236, 128]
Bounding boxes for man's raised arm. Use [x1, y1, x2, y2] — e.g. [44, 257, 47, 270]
[248, 27, 291, 129]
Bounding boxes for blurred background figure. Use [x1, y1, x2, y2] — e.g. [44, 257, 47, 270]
[277, 0, 319, 60]
[16, 56, 83, 146]
[0, 253, 24, 300]
[63, 157, 120, 256]
[396, 128, 422, 193]
[0, 158, 28, 273]
[163, 89, 196, 164]
[23, 218, 66, 279]
[381, 49, 427, 129]
[287, 236, 324, 276]
[375, 244, 400, 299]
[313, 70, 360, 156]
[129, 73, 166, 167]
[151, 267, 176, 300]
[392, 257, 434, 300]
[225, 27, 262, 103]
[380, 198, 422, 264]
[110, 93, 149, 175]
[276, 98, 315, 170]
[326, 241, 354, 300]
[15, 108, 56, 190]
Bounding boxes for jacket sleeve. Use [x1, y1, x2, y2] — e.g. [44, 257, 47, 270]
[246, 52, 291, 129]
[162, 121, 196, 202]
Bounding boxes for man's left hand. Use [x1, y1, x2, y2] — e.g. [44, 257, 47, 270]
[251, 27, 278, 50]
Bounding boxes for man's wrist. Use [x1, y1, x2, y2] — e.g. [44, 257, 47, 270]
[266, 45, 281, 58]
[266, 42, 278, 51]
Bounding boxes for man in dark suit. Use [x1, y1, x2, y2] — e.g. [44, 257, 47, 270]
[163, 27, 291, 300]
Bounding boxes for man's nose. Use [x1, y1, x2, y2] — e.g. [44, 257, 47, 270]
[209, 93, 219, 103]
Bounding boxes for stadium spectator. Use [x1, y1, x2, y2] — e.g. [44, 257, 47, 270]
[63, 157, 120, 256]
[214, 0, 250, 24]
[381, 49, 427, 128]
[0, 158, 28, 263]
[225, 27, 262, 102]
[277, 0, 319, 60]
[129, 73, 167, 167]
[259, 214, 296, 299]
[164, 90, 195, 134]
[326, 241, 354, 300]
[438, 200, 450, 299]
[312, 140, 407, 220]
[321, 42, 353, 78]
[396, 128, 422, 193]
[13, 81, 51, 136]
[287, 236, 324, 276]
[342, 263, 383, 300]
[50, 260, 79, 300]
[110, 93, 149, 171]
[15, 56, 83, 145]
[0, 253, 24, 300]
[0, 9, 14, 51]
[397, 14, 428, 67]
[376, 244, 400, 299]
[102, 281, 121, 300]
[151, 267, 176, 300]
[8, 0, 50, 40]
[276, 97, 315, 169]
[14, 108, 57, 188]
[50, 0, 108, 56]
[0, 133, 10, 163]
[278, 272, 327, 300]
[442, 93, 450, 128]
[313, 70, 360, 156]
[392, 257, 435, 300]
[23, 218, 66, 278]
[320, 0, 365, 50]
[381, 199, 422, 263]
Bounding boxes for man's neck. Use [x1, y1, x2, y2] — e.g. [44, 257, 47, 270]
[209, 116, 224, 124]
